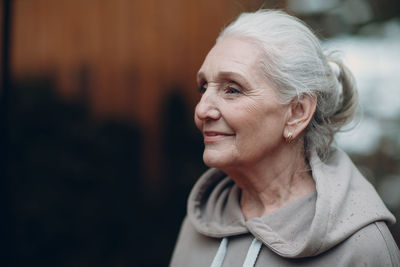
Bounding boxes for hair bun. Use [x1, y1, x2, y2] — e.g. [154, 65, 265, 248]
[328, 61, 341, 80]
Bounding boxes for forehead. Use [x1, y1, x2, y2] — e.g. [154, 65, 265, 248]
[198, 36, 264, 81]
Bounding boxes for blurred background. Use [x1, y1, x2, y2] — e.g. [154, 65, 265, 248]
[1, 0, 399, 266]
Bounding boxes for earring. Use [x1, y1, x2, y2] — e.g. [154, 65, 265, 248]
[286, 132, 294, 143]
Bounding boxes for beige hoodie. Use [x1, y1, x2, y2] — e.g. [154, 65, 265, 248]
[170, 148, 399, 266]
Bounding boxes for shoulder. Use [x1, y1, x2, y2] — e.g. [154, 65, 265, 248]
[170, 217, 222, 267]
[371, 222, 400, 265]
[337, 222, 400, 266]
[172, 216, 219, 251]
[170, 217, 192, 267]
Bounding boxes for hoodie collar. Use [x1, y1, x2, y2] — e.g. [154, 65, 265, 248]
[187, 148, 396, 258]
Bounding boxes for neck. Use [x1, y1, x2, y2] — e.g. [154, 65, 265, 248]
[223, 142, 315, 220]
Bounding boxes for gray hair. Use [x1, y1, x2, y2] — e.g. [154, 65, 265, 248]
[217, 10, 358, 160]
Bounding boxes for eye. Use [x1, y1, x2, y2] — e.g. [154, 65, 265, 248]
[226, 87, 240, 94]
[197, 83, 207, 94]
[225, 82, 242, 94]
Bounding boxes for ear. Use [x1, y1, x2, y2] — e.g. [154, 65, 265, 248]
[284, 94, 317, 140]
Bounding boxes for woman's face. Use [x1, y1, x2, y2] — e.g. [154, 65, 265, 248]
[194, 36, 289, 170]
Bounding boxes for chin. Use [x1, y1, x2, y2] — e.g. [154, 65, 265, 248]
[203, 148, 237, 169]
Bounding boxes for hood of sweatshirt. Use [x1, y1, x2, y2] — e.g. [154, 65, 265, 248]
[187, 148, 396, 258]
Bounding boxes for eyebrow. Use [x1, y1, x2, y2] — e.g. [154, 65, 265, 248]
[197, 71, 250, 87]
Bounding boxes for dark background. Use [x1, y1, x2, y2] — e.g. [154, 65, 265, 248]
[1, 0, 400, 266]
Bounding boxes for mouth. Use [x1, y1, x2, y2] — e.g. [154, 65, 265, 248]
[203, 131, 235, 143]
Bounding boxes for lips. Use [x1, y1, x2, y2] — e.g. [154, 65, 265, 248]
[203, 131, 235, 143]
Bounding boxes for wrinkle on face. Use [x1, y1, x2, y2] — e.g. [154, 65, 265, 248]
[195, 35, 289, 169]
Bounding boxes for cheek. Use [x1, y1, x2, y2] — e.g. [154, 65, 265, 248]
[227, 104, 265, 131]
[232, 105, 284, 139]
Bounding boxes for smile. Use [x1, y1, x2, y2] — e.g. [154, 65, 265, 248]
[203, 131, 235, 143]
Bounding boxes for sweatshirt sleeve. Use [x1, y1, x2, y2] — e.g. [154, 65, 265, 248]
[375, 222, 400, 266]
[335, 222, 400, 267]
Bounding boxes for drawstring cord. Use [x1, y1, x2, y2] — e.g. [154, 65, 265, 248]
[210, 237, 228, 267]
[243, 238, 262, 267]
[210, 237, 262, 267]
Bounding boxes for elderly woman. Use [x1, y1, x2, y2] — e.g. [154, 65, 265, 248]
[170, 10, 399, 267]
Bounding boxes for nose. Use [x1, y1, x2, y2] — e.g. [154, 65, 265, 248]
[195, 91, 221, 122]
